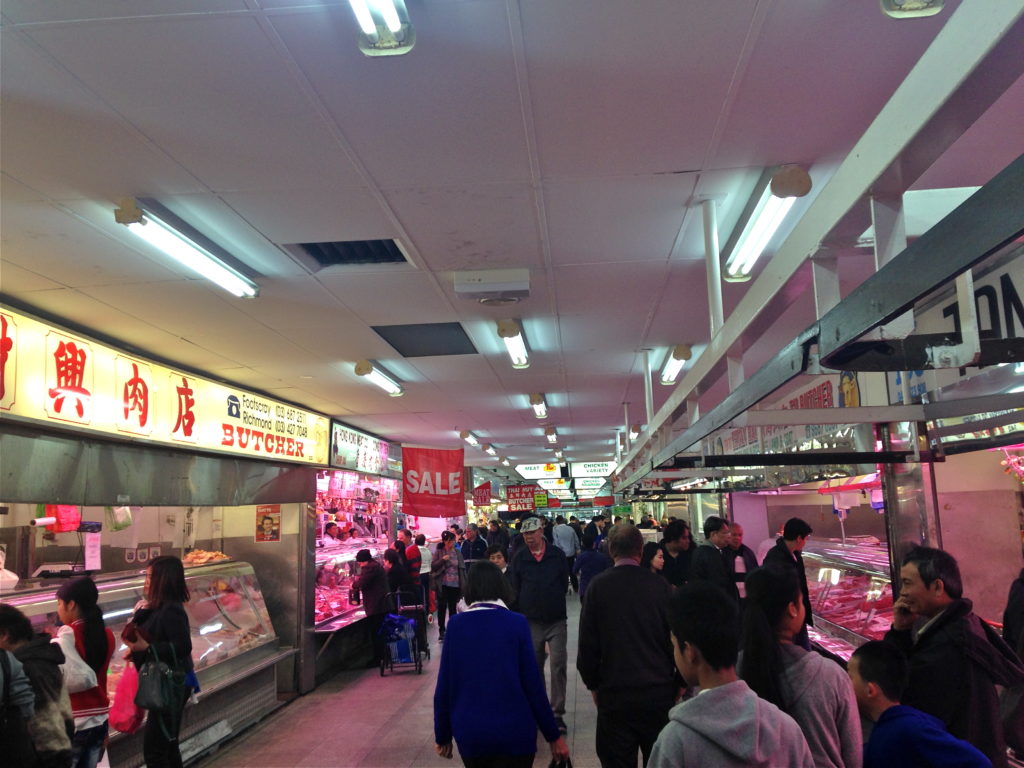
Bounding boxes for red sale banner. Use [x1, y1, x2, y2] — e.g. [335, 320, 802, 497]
[473, 482, 492, 506]
[507, 484, 538, 513]
[402, 446, 465, 518]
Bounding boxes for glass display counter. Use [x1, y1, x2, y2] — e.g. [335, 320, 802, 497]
[802, 537, 895, 660]
[314, 543, 386, 632]
[4, 561, 294, 766]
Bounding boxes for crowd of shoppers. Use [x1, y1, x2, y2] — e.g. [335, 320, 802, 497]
[429, 514, 1022, 768]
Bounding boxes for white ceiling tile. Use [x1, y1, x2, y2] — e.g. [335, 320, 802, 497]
[268, 4, 533, 187]
[385, 184, 542, 271]
[0, 34, 205, 200]
[522, 0, 756, 177]
[1, 0, 247, 25]
[22, 16, 369, 192]
[220, 187, 397, 245]
[318, 269, 456, 326]
[545, 174, 697, 266]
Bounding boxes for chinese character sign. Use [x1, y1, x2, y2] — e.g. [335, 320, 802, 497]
[0, 306, 330, 464]
[507, 484, 539, 512]
[116, 357, 153, 435]
[403, 446, 465, 518]
[46, 333, 93, 423]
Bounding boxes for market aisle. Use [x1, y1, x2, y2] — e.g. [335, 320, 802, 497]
[197, 592, 603, 768]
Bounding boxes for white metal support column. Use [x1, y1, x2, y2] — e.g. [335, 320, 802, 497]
[704, 199, 725, 337]
[811, 251, 840, 319]
[643, 350, 654, 426]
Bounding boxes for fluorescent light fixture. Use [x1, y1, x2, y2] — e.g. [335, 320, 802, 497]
[545, 426, 558, 444]
[354, 359, 403, 396]
[482, 443, 497, 456]
[348, 0, 377, 34]
[529, 393, 548, 419]
[114, 198, 259, 298]
[629, 423, 641, 441]
[500, 457, 510, 466]
[554, 449, 564, 459]
[660, 344, 693, 385]
[348, 0, 414, 56]
[460, 430, 479, 446]
[497, 319, 530, 369]
[724, 181, 797, 280]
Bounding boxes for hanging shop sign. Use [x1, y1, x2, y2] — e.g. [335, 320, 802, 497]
[574, 477, 607, 492]
[570, 461, 617, 478]
[889, 252, 1024, 403]
[402, 446, 465, 518]
[473, 481, 492, 506]
[537, 478, 570, 491]
[515, 463, 564, 480]
[331, 423, 390, 475]
[533, 489, 548, 508]
[506, 484, 539, 512]
[0, 307, 330, 464]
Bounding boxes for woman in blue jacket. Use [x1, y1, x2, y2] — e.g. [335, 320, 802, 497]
[434, 561, 570, 767]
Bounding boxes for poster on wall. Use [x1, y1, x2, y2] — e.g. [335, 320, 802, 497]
[402, 446, 465, 518]
[255, 505, 281, 542]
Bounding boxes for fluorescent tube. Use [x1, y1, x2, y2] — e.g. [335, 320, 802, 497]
[348, 0, 377, 35]
[660, 344, 692, 385]
[725, 188, 797, 279]
[124, 212, 258, 298]
[355, 359, 403, 396]
[460, 430, 478, 446]
[530, 393, 548, 419]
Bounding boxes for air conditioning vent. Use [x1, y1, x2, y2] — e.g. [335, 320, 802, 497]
[283, 239, 409, 272]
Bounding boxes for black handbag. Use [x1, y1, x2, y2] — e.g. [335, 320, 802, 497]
[548, 759, 572, 768]
[134, 643, 187, 714]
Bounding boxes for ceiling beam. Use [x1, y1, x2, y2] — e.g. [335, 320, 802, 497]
[617, 2, 1024, 486]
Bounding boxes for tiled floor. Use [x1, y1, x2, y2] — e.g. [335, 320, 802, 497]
[197, 593, 605, 768]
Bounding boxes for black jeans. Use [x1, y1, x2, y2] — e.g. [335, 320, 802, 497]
[437, 585, 460, 635]
[142, 689, 189, 768]
[566, 556, 578, 591]
[595, 687, 675, 768]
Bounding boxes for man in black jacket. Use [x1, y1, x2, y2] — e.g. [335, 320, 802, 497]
[763, 517, 814, 647]
[689, 516, 739, 604]
[578, 523, 676, 767]
[885, 546, 1024, 768]
[509, 516, 570, 732]
[726, 522, 759, 602]
[660, 520, 694, 587]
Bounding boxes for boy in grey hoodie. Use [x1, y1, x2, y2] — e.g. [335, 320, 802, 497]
[649, 583, 813, 768]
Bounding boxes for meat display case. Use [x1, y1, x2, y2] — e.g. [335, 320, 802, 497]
[314, 543, 387, 632]
[801, 537, 895, 661]
[4, 560, 295, 766]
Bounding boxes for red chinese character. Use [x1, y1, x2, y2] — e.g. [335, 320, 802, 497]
[174, 377, 196, 436]
[0, 315, 12, 400]
[48, 341, 90, 417]
[123, 362, 149, 427]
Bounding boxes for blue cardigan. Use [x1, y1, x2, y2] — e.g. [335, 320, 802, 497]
[433, 605, 561, 757]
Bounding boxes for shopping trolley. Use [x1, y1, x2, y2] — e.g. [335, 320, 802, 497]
[379, 588, 429, 676]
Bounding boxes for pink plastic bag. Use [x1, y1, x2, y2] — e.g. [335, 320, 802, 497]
[109, 663, 145, 734]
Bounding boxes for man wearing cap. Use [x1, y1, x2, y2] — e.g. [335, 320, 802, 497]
[510, 515, 570, 733]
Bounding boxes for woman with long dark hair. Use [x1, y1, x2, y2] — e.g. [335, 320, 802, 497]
[56, 577, 115, 768]
[739, 566, 861, 768]
[640, 541, 666, 577]
[122, 555, 193, 768]
[434, 561, 570, 767]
